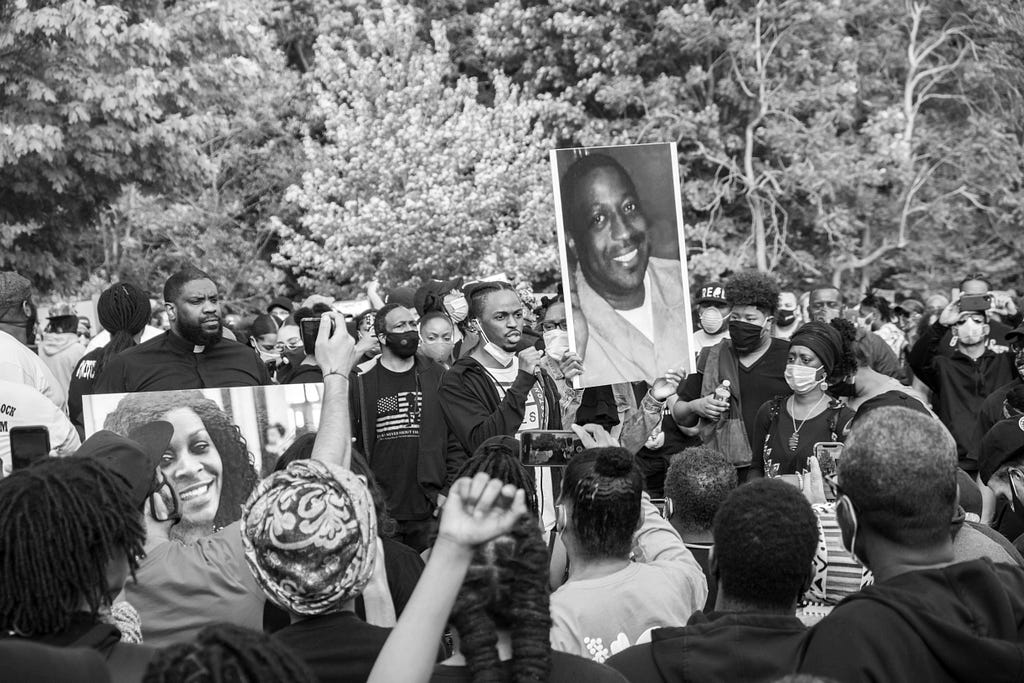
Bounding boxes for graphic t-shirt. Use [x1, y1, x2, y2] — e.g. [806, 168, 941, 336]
[371, 365, 427, 519]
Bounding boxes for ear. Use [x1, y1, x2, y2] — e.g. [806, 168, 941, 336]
[164, 301, 176, 321]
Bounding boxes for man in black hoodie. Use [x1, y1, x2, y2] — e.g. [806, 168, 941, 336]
[606, 478, 816, 682]
[796, 407, 1024, 683]
[439, 281, 581, 532]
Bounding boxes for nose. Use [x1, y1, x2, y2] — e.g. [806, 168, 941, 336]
[608, 210, 634, 244]
[171, 450, 203, 480]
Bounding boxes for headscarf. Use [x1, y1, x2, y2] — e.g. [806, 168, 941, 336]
[790, 321, 843, 376]
[241, 459, 377, 616]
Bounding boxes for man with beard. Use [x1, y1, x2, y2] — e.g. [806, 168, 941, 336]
[94, 267, 270, 392]
[807, 285, 900, 378]
[908, 298, 1017, 474]
[560, 153, 690, 385]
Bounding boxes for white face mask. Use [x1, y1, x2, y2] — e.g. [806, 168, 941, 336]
[700, 308, 725, 335]
[444, 294, 469, 323]
[478, 325, 513, 367]
[956, 318, 986, 346]
[543, 329, 570, 362]
[785, 364, 823, 395]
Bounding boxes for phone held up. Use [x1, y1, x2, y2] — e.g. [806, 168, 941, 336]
[519, 430, 584, 467]
[813, 441, 844, 500]
[299, 316, 337, 356]
[9, 425, 51, 471]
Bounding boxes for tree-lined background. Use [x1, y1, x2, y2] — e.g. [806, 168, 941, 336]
[3, 0, 1023, 306]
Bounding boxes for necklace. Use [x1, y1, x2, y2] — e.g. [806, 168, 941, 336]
[788, 393, 827, 452]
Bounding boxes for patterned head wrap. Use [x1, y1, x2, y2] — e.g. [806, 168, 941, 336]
[241, 459, 377, 616]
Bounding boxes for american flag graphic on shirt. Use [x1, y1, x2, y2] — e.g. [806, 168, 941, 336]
[375, 391, 422, 441]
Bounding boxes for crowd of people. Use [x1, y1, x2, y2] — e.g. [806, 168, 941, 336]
[1, 263, 1023, 683]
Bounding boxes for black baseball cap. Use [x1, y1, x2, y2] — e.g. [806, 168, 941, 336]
[696, 283, 727, 306]
[979, 417, 1024, 484]
[75, 422, 174, 508]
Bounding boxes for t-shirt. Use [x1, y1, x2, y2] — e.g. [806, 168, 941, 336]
[678, 338, 790, 452]
[274, 611, 391, 683]
[0, 379, 80, 477]
[125, 521, 265, 647]
[0, 329, 66, 410]
[550, 496, 708, 662]
[432, 650, 629, 682]
[752, 398, 854, 477]
[369, 364, 426, 520]
[614, 273, 654, 343]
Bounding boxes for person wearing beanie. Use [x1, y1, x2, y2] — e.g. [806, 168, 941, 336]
[68, 282, 153, 437]
[38, 301, 86, 393]
[750, 320, 856, 479]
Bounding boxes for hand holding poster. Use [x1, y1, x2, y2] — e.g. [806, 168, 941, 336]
[551, 142, 696, 388]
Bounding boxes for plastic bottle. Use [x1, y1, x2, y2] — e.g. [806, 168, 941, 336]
[713, 380, 730, 419]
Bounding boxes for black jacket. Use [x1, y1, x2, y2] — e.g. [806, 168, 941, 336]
[350, 358, 461, 517]
[797, 559, 1024, 683]
[908, 321, 1016, 467]
[438, 356, 561, 455]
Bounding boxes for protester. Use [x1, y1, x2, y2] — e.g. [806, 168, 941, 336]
[936, 274, 1015, 350]
[807, 285, 899, 377]
[418, 310, 457, 369]
[979, 416, 1024, 547]
[692, 282, 731, 352]
[246, 313, 281, 374]
[751, 320, 856, 478]
[69, 282, 152, 436]
[0, 457, 154, 679]
[38, 301, 85, 392]
[608, 478, 819, 683]
[143, 623, 317, 683]
[795, 408, 1024, 682]
[349, 301, 460, 551]
[662, 446, 738, 611]
[549, 441, 707, 661]
[0, 270, 39, 348]
[857, 292, 905, 360]
[280, 304, 331, 384]
[102, 389, 260, 543]
[969, 326, 1024, 462]
[94, 266, 271, 392]
[908, 298, 1017, 472]
[672, 270, 789, 480]
[0, 378, 80, 476]
[840, 323, 933, 422]
[774, 290, 802, 340]
[266, 296, 293, 326]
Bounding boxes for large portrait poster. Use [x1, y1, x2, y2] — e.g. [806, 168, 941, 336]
[84, 384, 325, 540]
[551, 142, 696, 388]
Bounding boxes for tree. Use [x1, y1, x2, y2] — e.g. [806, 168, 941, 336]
[272, 0, 561, 292]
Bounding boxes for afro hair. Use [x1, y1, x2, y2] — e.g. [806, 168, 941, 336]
[725, 270, 781, 315]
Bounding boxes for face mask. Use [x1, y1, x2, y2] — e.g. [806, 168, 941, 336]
[729, 320, 766, 354]
[857, 315, 874, 331]
[700, 308, 725, 335]
[383, 330, 419, 359]
[543, 329, 570, 362]
[956, 319, 986, 346]
[420, 337, 454, 363]
[444, 294, 469, 323]
[785, 364, 823, 395]
[1008, 469, 1024, 514]
[776, 310, 797, 328]
[257, 347, 281, 365]
[477, 325, 514, 368]
[829, 376, 857, 398]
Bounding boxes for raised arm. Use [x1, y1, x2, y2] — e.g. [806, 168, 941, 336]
[310, 312, 359, 470]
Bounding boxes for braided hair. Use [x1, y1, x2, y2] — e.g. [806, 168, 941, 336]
[0, 458, 145, 637]
[97, 282, 151, 369]
[455, 440, 539, 517]
[450, 516, 552, 683]
[143, 623, 317, 683]
[560, 446, 643, 559]
[103, 390, 258, 533]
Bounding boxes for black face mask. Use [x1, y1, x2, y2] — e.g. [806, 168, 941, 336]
[829, 378, 857, 398]
[384, 330, 419, 359]
[729, 320, 765, 354]
[776, 310, 796, 327]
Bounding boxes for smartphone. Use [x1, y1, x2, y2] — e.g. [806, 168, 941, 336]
[299, 317, 336, 355]
[813, 441, 844, 477]
[519, 430, 584, 467]
[10, 426, 50, 471]
[959, 293, 991, 313]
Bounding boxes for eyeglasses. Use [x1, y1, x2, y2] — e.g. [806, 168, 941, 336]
[149, 472, 182, 523]
[539, 320, 568, 333]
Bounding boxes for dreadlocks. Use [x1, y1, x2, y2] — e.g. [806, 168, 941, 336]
[143, 623, 318, 683]
[451, 515, 552, 683]
[455, 439, 539, 517]
[0, 458, 145, 637]
[97, 282, 151, 369]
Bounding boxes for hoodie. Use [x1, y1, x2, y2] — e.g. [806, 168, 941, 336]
[797, 558, 1024, 683]
[38, 331, 85, 391]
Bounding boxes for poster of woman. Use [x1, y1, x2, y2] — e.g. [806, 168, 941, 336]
[84, 384, 324, 542]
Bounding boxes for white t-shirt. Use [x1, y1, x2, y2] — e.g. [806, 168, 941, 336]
[0, 379, 80, 476]
[0, 330, 67, 411]
[614, 273, 654, 343]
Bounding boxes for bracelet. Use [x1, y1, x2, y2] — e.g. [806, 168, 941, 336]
[322, 371, 348, 379]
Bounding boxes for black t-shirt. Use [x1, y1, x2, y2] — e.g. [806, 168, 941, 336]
[753, 399, 855, 476]
[678, 338, 790, 452]
[355, 536, 425, 620]
[274, 612, 390, 683]
[370, 364, 428, 520]
[67, 347, 105, 437]
[852, 390, 931, 425]
[432, 650, 628, 682]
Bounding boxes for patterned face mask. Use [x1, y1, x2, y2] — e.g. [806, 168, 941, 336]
[241, 459, 377, 616]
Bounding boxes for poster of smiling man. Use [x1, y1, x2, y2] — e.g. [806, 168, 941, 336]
[83, 383, 325, 543]
[551, 142, 695, 388]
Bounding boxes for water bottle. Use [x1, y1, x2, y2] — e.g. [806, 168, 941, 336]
[713, 380, 730, 420]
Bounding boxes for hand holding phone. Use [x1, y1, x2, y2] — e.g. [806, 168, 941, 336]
[9, 426, 50, 471]
[520, 430, 584, 467]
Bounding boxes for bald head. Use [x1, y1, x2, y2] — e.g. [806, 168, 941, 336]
[840, 408, 956, 548]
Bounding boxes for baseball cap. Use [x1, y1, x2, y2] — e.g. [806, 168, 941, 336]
[696, 283, 727, 306]
[0, 272, 31, 309]
[979, 417, 1024, 484]
[894, 299, 924, 316]
[75, 421, 174, 508]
